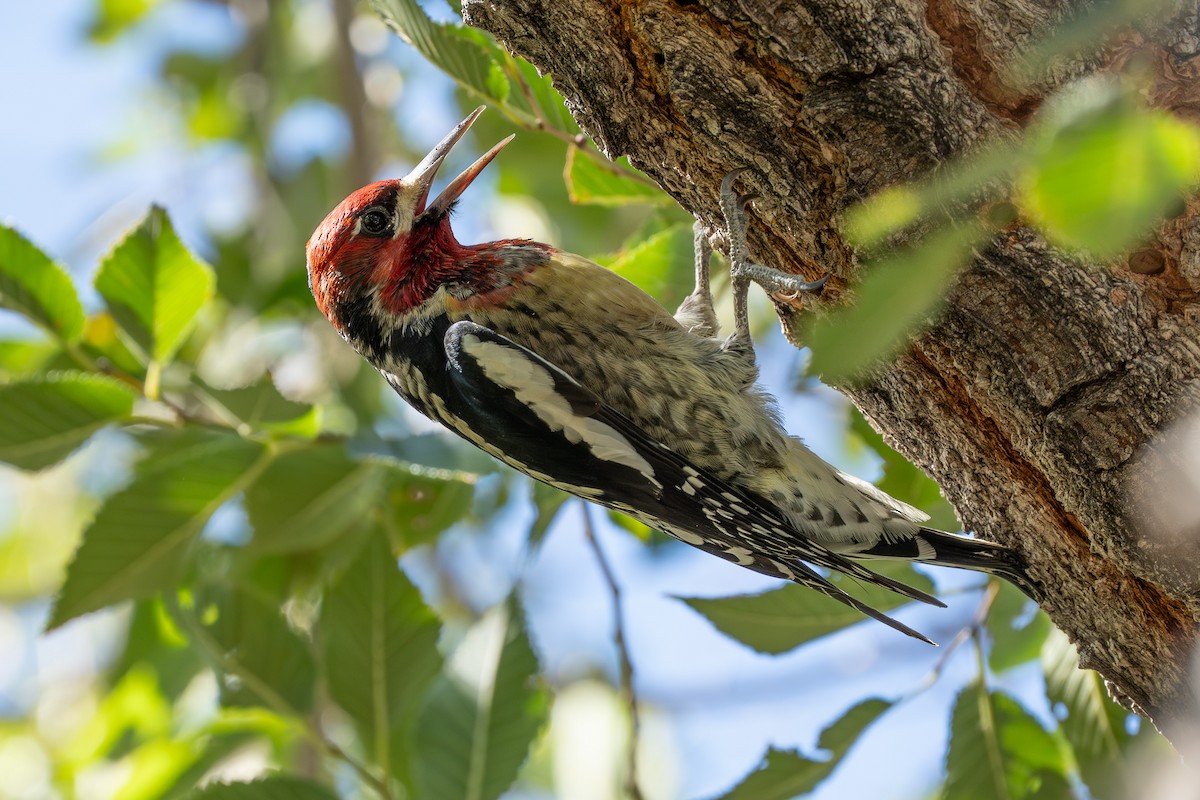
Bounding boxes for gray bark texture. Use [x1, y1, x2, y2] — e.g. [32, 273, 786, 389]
[462, 0, 1200, 744]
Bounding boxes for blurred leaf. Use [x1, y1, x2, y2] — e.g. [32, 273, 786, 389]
[717, 698, 893, 800]
[245, 443, 387, 553]
[514, 58, 577, 133]
[94, 206, 215, 364]
[318, 531, 442, 776]
[943, 683, 1070, 800]
[184, 776, 339, 800]
[0, 339, 61, 379]
[847, 408, 958, 530]
[565, 149, 670, 207]
[88, 0, 160, 42]
[195, 578, 316, 713]
[1008, 0, 1183, 86]
[0, 372, 136, 470]
[202, 375, 317, 434]
[807, 221, 987, 381]
[1042, 629, 1138, 798]
[1020, 91, 1200, 257]
[679, 563, 935, 654]
[987, 582, 1052, 673]
[111, 599, 204, 701]
[601, 222, 696, 308]
[527, 481, 568, 549]
[385, 467, 477, 551]
[113, 738, 204, 800]
[83, 310, 147, 375]
[415, 605, 548, 800]
[49, 430, 268, 630]
[370, 0, 513, 112]
[0, 223, 85, 341]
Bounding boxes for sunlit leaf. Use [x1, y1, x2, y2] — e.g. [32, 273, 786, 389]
[1042, 629, 1140, 798]
[717, 698, 894, 800]
[565, 149, 671, 207]
[370, 0, 513, 112]
[680, 564, 935, 654]
[49, 430, 268, 630]
[319, 531, 442, 776]
[0, 372, 136, 471]
[600, 222, 696, 308]
[1020, 89, 1200, 257]
[807, 221, 987, 381]
[987, 582, 1051, 673]
[415, 605, 548, 800]
[0, 223, 85, 341]
[245, 442, 387, 553]
[88, 0, 160, 42]
[184, 776, 339, 800]
[0, 339, 62, 380]
[94, 206, 215, 364]
[943, 683, 1070, 800]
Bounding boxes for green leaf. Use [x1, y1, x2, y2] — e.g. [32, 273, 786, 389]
[806, 222, 987, 381]
[111, 599, 204, 702]
[195, 577, 316, 713]
[1042, 629, 1137, 798]
[49, 431, 268, 630]
[717, 698, 894, 800]
[245, 443, 387, 553]
[679, 564, 935, 654]
[0, 223, 85, 341]
[0, 372, 137, 470]
[88, 0, 160, 42]
[602, 223, 696, 308]
[370, 0, 513, 112]
[183, 776, 339, 800]
[1020, 90, 1200, 257]
[943, 683, 1069, 800]
[94, 206, 215, 364]
[0, 339, 62, 380]
[847, 408, 958, 531]
[318, 531, 442, 777]
[385, 467, 477, 551]
[987, 582, 1052, 673]
[415, 605, 548, 800]
[565, 149, 671, 207]
[203, 375, 317, 434]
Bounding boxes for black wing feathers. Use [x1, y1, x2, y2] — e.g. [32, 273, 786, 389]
[438, 321, 939, 643]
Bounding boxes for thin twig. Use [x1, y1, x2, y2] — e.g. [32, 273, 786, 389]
[580, 502, 645, 800]
[164, 594, 396, 800]
[908, 580, 1001, 697]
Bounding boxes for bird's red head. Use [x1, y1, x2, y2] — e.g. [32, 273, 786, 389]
[306, 106, 513, 332]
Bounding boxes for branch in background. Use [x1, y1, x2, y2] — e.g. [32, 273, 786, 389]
[580, 502, 645, 800]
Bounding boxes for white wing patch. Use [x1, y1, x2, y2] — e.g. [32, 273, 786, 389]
[462, 335, 661, 486]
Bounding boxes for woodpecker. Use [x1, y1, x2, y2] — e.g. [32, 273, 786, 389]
[306, 107, 1037, 643]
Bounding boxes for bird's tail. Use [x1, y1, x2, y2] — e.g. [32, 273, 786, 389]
[858, 527, 1042, 602]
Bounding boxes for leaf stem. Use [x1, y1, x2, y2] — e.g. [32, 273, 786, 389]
[580, 502, 645, 800]
[164, 593, 397, 800]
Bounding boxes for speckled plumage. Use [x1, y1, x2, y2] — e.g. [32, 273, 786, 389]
[306, 108, 1037, 642]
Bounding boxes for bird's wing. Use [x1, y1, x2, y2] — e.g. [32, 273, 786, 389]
[438, 320, 942, 643]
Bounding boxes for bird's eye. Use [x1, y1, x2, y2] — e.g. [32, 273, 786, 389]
[359, 208, 391, 236]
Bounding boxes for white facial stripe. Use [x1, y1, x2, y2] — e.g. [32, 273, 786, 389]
[463, 336, 660, 485]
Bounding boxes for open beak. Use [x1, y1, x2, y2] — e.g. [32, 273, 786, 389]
[404, 105, 515, 220]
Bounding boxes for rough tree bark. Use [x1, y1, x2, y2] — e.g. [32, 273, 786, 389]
[461, 0, 1200, 744]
